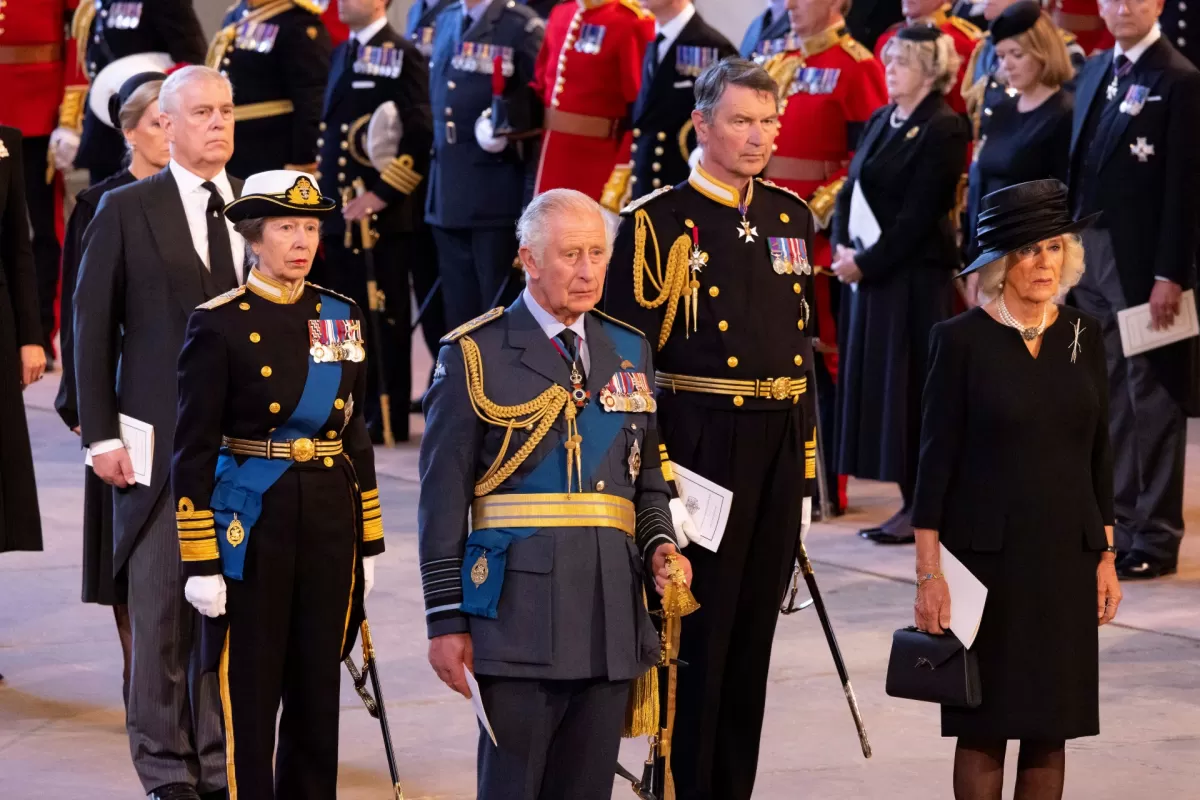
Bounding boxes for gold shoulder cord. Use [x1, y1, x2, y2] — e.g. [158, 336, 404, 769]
[72, 1, 97, 79]
[459, 336, 585, 496]
[206, 0, 294, 69]
[632, 210, 691, 350]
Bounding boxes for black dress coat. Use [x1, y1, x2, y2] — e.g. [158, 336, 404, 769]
[912, 307, 1112, 738]
[830, 94, 968, 488]
[0, 127, 44, 554]
[56, 169, 136, 603]
[1068, 39, 1200, 414]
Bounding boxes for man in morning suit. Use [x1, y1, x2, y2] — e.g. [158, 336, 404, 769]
[425, 0, 545, 329]
[418, 189, 692, 799]
[208, 0, 332, 178]
[74, 66, 241, 800]
[313, 0, 433, 442]
[1068, 0, 1200, 579]
[741, 0, 793, 57]
[602, 0, 736, 208]
[604, 58, 818, 800]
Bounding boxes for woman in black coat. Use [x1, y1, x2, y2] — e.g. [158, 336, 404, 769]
[829, 26, 969, 544]
[912, 180, 1122, 798]
[963, 1, 1075, 302]
[54, 64, 170, 703]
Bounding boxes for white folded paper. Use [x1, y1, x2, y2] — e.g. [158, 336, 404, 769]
[671, 463, 733, 553]
[847, 181, 881, 250]
[1117, 289, 1199, 357]
[84, 414, 154, 486]
[940, 544, 987, 650]
[463, 668, 497, 746]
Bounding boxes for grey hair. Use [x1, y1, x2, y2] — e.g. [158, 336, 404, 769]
[975, 234, 1086, 303]
[881, 34, 964, 95]
[158, 65, 232, 116]
[516, 188, 614, 264]
[694, 57, 780, 124]
[233, 218, 267, 269]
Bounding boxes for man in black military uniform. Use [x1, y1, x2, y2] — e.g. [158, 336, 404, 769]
[425, 0, 545, 329]
[604, 58, 817, 800]
[53, 0, 206, 185]
[172, 170, 385, 797]
[208, 0, 332, 178]
[606, 0, 735, 207]
[1162, 0, 1200, 67]
[404, 0, 456, 58]
[312, 0, 433, 443]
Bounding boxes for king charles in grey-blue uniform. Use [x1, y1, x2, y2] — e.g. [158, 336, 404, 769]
[418, 292, 678, 799]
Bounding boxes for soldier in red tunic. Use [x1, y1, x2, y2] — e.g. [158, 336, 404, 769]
[760, 0, 888, 511]
[531, 0, 655, 200]
[875, 1, 983, 113]
[0, 0, 88, 365]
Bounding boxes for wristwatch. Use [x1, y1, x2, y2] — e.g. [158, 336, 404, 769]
[1104, 545, 1118, 555]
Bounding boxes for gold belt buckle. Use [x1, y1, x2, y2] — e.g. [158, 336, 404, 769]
[291, 438, 316, 462]
[768, 377, 791, 401]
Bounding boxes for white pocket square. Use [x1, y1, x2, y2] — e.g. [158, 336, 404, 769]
[673, 80, 694, 89]
[352, 80, 376, 89]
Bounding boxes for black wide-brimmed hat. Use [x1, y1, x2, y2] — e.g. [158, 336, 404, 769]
[960, 179, 1100, 276]
[223, 170, 336, 223]
[989, 0, 1041, 44]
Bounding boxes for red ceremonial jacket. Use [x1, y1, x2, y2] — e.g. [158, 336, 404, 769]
[874, 5, 983, 115]
[0, 0, 87, 137]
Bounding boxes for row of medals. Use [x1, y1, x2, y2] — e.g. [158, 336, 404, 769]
[310, 340, 366, 363]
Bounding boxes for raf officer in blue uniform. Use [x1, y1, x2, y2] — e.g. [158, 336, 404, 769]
[406, 0, 457, 58]
[425, 0, 545, 330]
[418, 189, 692, 799]
[740, 0, 791, 58]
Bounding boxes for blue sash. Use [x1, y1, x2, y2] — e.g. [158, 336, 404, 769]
[460, 322, 642, 617]
[213, 294, 350, 579]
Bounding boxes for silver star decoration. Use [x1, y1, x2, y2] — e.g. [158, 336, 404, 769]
[737, 218, 758, 243]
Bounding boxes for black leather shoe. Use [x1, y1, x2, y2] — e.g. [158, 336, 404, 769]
[148, 784, 201, 800]
[858, 527, 884, 539]
[867, 529, 916, 545]
[200, 790, 228, 800]
[1117, 552, 1178, 580]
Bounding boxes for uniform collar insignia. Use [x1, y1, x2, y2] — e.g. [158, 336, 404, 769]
[798, 23, 844, 58]
[247, 268, 305, 304]
[689, 164, 753, 210]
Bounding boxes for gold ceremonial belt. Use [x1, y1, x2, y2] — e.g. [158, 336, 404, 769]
[233, 99, 295, 122]
[222, 435, 342, 462]
[471, 493, 636, 537]
[656, 371, 808, 403]
[0, 44, 63, 65]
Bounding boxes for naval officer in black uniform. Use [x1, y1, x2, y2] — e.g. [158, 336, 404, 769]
[604, 58, 817, 800]
[313, 0, 433, 442]
[616, 0, 736, 204]
[172, 170, 385, 798]
[208, 0, 333, 178]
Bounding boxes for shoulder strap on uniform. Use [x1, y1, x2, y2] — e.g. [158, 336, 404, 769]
[948, 16, 984, 41]
[197, 286, 247, 311]
[839, 35, 873, 62]
[590, 308, 646, 338]
[619, 0, 654, 20]
[619, 185, 672, 216]
[306, 281, 358, 307]
[207, 0, 294, 68]
[293, 0, 324, 15]
[441, 306, 505, 343]
[756, 178, 813, 212]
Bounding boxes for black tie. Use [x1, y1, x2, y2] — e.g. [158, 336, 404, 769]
[557, 329, 585, 380]
[343, 40, 358, 72]
[202, 181, 238, 294]
[644, 32, 666, 88]
[461, 11, 473, 37]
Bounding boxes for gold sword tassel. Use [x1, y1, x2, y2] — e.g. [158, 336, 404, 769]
[659, 553, 700, 799]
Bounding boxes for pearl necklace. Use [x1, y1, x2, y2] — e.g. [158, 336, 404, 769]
[889, 108, 907, 128]
[997, 296, 1048, 341]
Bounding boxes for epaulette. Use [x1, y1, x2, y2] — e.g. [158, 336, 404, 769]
[948, 16, 983, 41]
[441, 307, 505, 343]
[619, 0, 654, 20]
[306, 281, 358, 306]
[620, 185, 672, 215]
[839, 35, 873, 63]
[756, 178, 813, 213]
[197, 286, 246, 310]
[292, 0, 325, 16]
[590, 308, 646, 339]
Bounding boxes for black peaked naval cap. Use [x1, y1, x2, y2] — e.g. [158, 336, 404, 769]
[960, 179, 1101, 276]
[223, 171, 337, 223]
[990, 0, 1041, 44]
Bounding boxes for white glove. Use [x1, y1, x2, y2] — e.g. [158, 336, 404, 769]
[687, 146, 703, 170]
[669, 497, 696, 549]
[363, 555, 377, 599]
[800, 496, 813, 544]
[49, 127, 81, 172]
[474, 112, 509, 154]
[184, 574, 227, 618]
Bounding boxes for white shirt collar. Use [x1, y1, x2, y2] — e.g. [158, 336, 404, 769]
[1114, 23, 1161, 64]
[522, 287, 587, 343]
[767, 0, 788, 16]
[168, 159, 233, 198]
[656, 2, 695, 44]
[354, 15, 389, 46]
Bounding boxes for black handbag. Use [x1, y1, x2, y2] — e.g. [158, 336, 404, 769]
[885, 627, 982, 708]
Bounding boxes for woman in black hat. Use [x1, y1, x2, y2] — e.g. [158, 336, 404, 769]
[55, 63, 170, 706]
[911, 179, 1122, 798]
[963, 1, 1075, 305]
[829, 25, 969, 544]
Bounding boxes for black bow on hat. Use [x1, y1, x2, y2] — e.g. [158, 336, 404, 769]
[960, 179, 1100, 276]
[107, 71, 168, 129]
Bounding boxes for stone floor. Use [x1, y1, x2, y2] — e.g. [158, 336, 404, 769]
[2, 375, 1199, 799]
